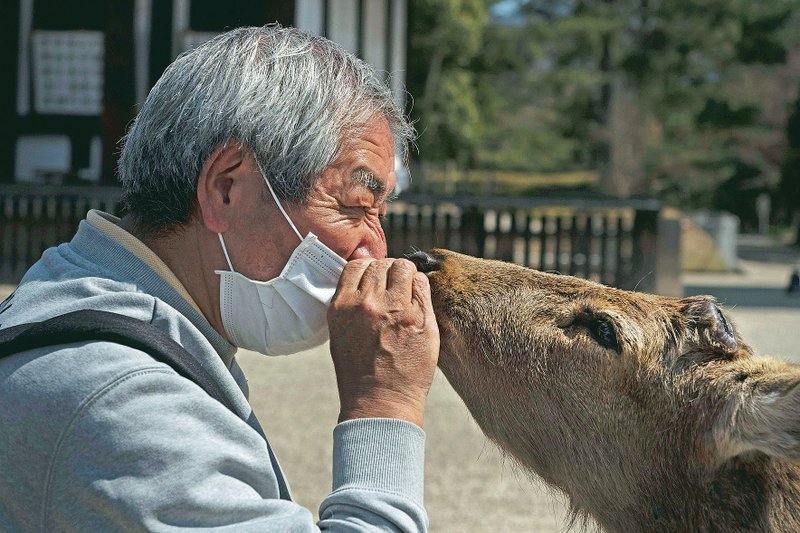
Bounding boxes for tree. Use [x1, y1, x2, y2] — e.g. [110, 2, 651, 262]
[778, 88, 800, 242]
[407, 0, 488, 164]
[407, 0, 800, 216]
[504, 0, 797, 200]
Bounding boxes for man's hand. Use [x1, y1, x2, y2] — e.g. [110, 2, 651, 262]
[328, 258, 440, 428]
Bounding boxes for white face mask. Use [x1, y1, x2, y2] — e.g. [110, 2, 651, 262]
[215, 171, 346, 356]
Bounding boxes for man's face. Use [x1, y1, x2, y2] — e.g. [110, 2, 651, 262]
[220, 116, 398, 283]
[284, 117, 397, 261]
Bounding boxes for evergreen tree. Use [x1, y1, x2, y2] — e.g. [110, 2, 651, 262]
[407, 0, 800, 214]
[407, 0, 488, 164]
[778, 88, 800, 242]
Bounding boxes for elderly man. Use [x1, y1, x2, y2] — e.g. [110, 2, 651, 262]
[0, 26, 439, 531]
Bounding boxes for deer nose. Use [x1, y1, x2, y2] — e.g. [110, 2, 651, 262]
[409, 250, 442, 273]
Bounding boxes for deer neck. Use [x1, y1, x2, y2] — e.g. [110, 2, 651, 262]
[582, 454, 800, 532]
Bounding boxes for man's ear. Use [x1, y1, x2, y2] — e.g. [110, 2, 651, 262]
[714, 363, 800, 462]
[196, 142, 248, 233]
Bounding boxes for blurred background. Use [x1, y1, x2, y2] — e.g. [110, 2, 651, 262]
[2, 1, 800, 531]
[2, 0, 800, 293]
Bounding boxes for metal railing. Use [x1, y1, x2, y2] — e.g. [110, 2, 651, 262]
[384, 194, 675, 293]
[0, 185, 123, 282]
[0, 186, 680, 294]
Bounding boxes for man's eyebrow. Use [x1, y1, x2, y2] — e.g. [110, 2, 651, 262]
[351, 168, 396, 201]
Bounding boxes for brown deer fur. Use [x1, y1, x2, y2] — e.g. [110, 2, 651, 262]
[413, 249, 800, 532]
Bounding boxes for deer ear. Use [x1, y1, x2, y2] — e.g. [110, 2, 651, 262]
[715, 368, 800, 462]
[682, 297, 738, 353]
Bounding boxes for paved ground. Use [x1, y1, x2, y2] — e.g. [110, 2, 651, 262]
[238, 345, 570, 533]
[2, 237, 799, 532]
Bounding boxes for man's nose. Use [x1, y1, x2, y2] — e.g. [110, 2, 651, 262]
[349, 231, 388, 260]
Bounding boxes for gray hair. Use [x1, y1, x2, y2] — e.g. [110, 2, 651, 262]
[118, 24, 414, 235]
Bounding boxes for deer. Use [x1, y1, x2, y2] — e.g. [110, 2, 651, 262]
[410, 249, 800, 532]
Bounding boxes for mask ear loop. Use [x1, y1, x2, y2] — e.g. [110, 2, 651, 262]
[217, 233, 235, 272]
[216, 160, 305, 274]
[259, 163, 303, 242]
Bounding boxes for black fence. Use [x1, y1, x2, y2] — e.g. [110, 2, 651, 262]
[0, 186, 679, 294]
[0, 185, 123, 282]
[384, 194, 675, 293]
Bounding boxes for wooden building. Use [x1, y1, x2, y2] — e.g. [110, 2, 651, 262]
[0, 0, 409, 185]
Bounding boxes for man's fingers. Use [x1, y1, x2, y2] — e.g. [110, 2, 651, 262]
[336, 258, 374, 295]
[386, 259, 416, 302]
[412, 272, 437, 327]
[357, 258, 393, 293]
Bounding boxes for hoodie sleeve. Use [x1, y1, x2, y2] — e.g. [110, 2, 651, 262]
[45, 363, 427, 532]
[321, 418, 427, 532]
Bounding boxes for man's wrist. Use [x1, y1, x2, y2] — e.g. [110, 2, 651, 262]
[339, 396, 425, 428]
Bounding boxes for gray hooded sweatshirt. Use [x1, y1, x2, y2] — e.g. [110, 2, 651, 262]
[0, 214, 426, 532]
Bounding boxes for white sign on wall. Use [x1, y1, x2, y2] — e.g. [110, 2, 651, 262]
[32, 30, 104, 116]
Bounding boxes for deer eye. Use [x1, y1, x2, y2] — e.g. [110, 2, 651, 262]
[592, 320, 618, 350]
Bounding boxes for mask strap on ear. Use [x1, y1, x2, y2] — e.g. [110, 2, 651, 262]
[217, 233, 235, 272]
[260, 167, 303, 242]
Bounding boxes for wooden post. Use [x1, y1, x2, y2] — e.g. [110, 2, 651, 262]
[599, 215, 610, 284]
[537, 215, 547, 270]
[460, 206, 485, 257]
[102, 0, 136, 185]
[614, 216, 627, 287]
[627, 209, 658, 293]
[0, 1, 21, 183]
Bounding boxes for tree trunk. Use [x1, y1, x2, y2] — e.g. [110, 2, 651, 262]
[598, 29, 613, 194]
[421, 46, 446, 139]
[609, 77, 646, 198]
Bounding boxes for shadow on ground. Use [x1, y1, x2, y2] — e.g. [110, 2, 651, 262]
[684, 286, 800, 308]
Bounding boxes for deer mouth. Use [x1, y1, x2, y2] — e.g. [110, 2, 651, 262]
[407, 250, 468, 367]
